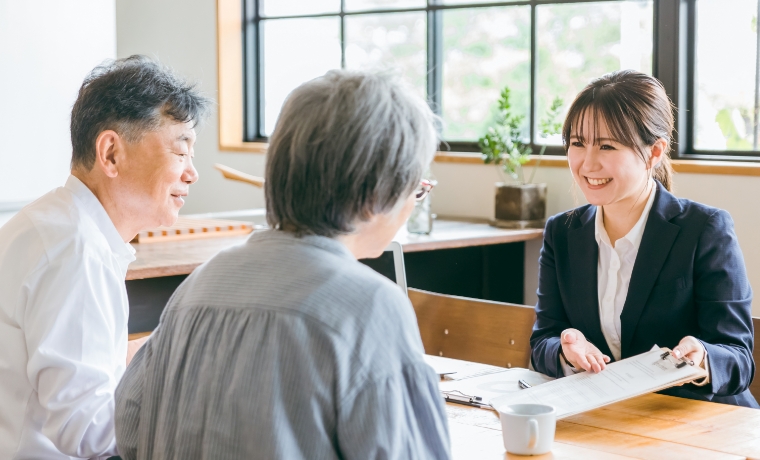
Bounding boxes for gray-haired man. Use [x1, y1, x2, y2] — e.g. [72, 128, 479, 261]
[0, 55, 209, 459]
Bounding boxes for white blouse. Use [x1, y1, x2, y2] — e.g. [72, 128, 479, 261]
[561, 181, 708, 383]
[0, 176, 135, 459]
[595, 182, 658, 362]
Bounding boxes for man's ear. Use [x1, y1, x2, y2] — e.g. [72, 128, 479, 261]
[648, 138, 667, 169]
[93, 130, 124, 178]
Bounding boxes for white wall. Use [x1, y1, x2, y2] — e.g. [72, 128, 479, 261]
[115, 0, 266, 214]
[0, 0, 116, 209]
[431, 161, 760, 316]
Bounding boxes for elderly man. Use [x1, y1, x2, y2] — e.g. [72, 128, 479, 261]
[0, 55, 208, 459]
[114, 70, 450, 459]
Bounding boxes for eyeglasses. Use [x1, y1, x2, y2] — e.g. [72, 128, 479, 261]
[415, 179, 436, 202]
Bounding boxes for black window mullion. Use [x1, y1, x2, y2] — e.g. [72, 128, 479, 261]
[427, 0, 443, 117]
[653, 0, 684, 156]
[256, 7, 266, 140]
[340, 0, 347, 69]
[755, 0, 760, 149]
[242, 0, 260, 141]
[684, 0, 696, 158]
[529, 0, 537, 147]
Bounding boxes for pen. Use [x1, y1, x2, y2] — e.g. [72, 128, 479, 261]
[518, 379, 532, 389]
[442, 391, 489, 408]
[660, 350, 694, 367]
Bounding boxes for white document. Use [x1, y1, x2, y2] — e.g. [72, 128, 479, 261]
[423, 354, 506, 380]
[439, 368, 555, 405]
[490, 347, 708, 419]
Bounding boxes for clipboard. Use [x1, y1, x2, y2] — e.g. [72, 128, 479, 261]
[438, 368, 556, 409]
[490, 347, 708, 419]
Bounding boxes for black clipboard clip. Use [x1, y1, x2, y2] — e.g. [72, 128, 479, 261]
[660, 350, 694, 369]
[442, 390, 489, 408]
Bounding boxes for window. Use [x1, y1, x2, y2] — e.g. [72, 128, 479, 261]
[241, 0, 760, 159]
[691, 0, 760, 156]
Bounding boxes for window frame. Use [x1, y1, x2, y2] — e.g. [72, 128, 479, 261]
[236, 0, 760, 162]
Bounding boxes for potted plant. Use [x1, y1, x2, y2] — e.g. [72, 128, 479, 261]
[478, 87, 563, 228]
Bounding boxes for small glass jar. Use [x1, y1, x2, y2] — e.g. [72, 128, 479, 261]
[407, 194, 434, 234]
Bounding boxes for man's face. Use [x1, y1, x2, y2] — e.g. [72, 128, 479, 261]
[118, 120, 198, 229]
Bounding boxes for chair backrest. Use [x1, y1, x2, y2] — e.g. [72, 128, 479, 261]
[751, 317, 760, 402]
[408, 288, 536, 369]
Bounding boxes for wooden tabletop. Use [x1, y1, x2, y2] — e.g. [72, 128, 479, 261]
[126, 219, 543, 280]
[448, 393, 760, 459]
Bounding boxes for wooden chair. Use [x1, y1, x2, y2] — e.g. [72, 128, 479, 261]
[752, 317, 760, 402]
[408, 288, 536, 369]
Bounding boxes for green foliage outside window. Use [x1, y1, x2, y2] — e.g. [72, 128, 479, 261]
[479, 86, 562, 185]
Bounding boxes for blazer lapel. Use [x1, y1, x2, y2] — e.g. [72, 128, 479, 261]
[567, 206, 613, 358]
[620, 182, 683, 354]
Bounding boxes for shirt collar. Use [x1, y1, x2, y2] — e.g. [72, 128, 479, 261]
[595, 179, 658, 250]
[64, 175, 136, 263]
[249, 229, 356, 261]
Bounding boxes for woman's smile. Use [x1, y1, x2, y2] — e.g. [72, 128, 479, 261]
[585, 176, 613, 188]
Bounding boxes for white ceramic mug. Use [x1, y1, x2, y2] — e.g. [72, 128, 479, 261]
[497, 403, 556, 455]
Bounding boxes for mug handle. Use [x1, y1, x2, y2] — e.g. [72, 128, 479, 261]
[527, 418, 539, 449]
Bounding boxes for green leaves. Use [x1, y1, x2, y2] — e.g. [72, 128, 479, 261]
[539, 96, 564, 139]
[479, 86, 564, 184]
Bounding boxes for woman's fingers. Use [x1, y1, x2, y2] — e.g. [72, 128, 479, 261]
[672, 336, 705, 366]
[587, 354, 600, 373]
[588, 353, 607, 373]
[575, 352, 592, 372]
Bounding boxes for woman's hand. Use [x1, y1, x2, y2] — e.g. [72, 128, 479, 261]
[560, 328, 611, 373]
[671, 336, 705, 367]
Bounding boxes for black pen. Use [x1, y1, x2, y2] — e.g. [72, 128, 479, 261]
[660, 350, 694, 367]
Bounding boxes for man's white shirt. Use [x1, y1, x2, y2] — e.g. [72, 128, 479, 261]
[0, 175, 135, 459]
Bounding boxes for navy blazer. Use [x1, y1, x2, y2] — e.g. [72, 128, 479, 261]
[530, 181, 758, 408]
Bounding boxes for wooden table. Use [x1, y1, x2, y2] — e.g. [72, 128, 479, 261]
[126, 218, 543, 280]
[447, 394, 760, 459]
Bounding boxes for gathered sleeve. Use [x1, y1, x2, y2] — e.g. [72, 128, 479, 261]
[22, 253, 125, 458]
[337, 361, 450, 460]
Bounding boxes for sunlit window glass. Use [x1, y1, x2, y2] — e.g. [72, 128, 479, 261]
[344, 0, 425, 12]
[260, 0, 340, 17]
[262, 18, 341, 135]
[345, 12, 427, 98]
[442, 0, 521, 4]
[694, 0, 759, 151]
[442, 6, 531, 141]
[536, 1, 653, 145]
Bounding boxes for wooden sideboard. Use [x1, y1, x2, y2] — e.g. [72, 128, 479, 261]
[125, 218, 544, 334]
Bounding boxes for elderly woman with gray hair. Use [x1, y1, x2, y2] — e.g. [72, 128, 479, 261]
[114, 70, 450, 460]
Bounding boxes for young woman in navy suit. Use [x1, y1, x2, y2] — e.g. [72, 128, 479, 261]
[530, 70, 758, 407]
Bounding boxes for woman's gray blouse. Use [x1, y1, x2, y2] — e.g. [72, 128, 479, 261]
[115, 230, 451, 460]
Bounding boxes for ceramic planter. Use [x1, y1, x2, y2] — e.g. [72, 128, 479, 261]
[492, 182, 547, 229]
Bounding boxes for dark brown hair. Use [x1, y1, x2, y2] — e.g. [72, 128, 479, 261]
[562, 70, 675, 191]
